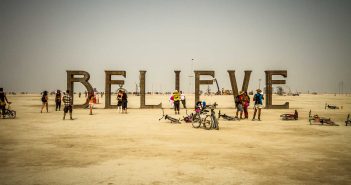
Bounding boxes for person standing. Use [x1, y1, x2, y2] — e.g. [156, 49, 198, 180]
[78, 92, 81, 98]
[0, 88, 11, 118]
[117, 90, 123, 113]
[180, 91, 186, 108]
[89, 93, 95, 115]
[242, 91, 250, 119]
[62, 90, 73, 120]
[173, 90, 180, 114]
[169, 94, 174, 107]
[252, 89, 264, 121]
[235, 91, 244, 119]
[41, 91, 49, 113]
[55, 90, 62, 111]
[121, 90, 128, 114]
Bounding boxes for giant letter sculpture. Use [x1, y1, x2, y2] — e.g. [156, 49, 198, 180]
[67, 71, 94, 108]
[105, 70, 126, 109]
[228, 70, 252, 98]
[139, 70, 162, 109]
[265, 70, 289, 109]
[194, 71, 215, 103]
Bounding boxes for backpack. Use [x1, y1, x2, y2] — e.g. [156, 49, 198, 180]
[235, 95, 240, 104]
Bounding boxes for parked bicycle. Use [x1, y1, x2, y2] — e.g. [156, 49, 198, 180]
[192, 102, 219, 130]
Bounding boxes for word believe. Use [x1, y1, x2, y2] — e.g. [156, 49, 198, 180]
[67, 70, 288, 109]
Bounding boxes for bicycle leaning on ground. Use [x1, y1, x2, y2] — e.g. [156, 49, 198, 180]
[1, 102, 16, 119]
[192, 103, 219, 130]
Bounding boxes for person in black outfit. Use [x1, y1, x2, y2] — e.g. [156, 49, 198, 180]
[0, 88, 11, 118]
[121, 90, 128, 114]
[55, 90, 62, 111]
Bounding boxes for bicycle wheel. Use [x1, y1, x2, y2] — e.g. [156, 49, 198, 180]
[10, 111, 16, 119]
[192, 113, 200, 122]
[203, 117, 212, 130]
[192, 119, 201, 128]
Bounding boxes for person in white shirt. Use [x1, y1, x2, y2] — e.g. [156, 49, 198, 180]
[180, 91, 186, 108]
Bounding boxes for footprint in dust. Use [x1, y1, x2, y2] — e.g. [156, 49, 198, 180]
[107, 183, 114, 185]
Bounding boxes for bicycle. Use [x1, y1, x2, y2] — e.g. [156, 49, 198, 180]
[1, 103, 16, 119]
[192, 103, 219, 130]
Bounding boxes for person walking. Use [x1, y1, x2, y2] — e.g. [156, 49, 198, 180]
[117, 90, 123, 113]
[121, 90, 128, 114]
[173, 90, 181, 114]
[180, 91, 186, 108]
[62, 90, 73, 120]
[55, 90, 62, 111]
[243, 91, 250, 119]
[252, 89, 264, 121]
[41, 91, 49, 113]
[235, 91, 244, 119]
[0, 88, 11, 118]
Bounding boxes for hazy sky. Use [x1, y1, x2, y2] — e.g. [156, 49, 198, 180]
[1, 0, 350, 93]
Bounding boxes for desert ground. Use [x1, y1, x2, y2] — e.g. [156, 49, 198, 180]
[0, 93, 351, 185]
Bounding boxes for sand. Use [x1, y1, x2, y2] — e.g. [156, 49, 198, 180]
[0, 94, 351, 185]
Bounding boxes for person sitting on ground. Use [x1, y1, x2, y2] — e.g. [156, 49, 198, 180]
[41, 91, 49, 113]
[55, 90, 62, 111]
[62, 90, 73, 120]
[0, 88, 11, 118]
[235, 91, 244, 119]
[173, 90, 181, 114]
[252, 89, 264, 121]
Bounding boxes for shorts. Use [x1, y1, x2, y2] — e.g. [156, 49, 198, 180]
[254, 104, 263, 109]
[236, 104, 243, 112]
[122, 100, 128, 109]
[117, 100, 122, 106]
[64, 105, 72, 113]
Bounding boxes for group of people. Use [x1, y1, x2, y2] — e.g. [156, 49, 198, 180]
[169, 90, 186, 114]
[2, 86, 264, 121]
[39, 89, 73, 120]
[40, 88, 128, 118]
[116, 89, 128, 114]
[234, 89, 264, 121]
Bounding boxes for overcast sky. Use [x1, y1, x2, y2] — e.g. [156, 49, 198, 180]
[1, 0, 350, 93]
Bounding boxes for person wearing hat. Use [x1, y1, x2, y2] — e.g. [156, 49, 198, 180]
[173, 90, 181, 114]
[235, 91, 244, 119]
[252, 89, 264, 121]
[0, 88, 11, 118]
